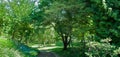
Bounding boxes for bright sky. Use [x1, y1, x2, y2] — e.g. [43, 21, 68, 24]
[4, 0, 39, 6]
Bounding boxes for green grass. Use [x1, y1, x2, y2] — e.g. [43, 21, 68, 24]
[48, 47, 84, 57]
[0, 38, 38, 57]
[0, 38, 15, 48]
[0, 38, 27, 57]
[0, 47, 27, 57]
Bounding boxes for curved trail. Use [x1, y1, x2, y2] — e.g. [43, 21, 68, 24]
[37, 50, 59, 57]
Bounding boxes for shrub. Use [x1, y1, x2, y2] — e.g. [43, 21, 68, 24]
[0, 38, 15, 48]
[56, 41, 63, 46]
[85, 38, 119, 57]
[0, 38, 33, 57]
[0, 47, 27, 57]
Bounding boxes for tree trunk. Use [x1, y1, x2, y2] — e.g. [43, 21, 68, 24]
[62, 35, 71, 50]
[63, 42, 67, 50]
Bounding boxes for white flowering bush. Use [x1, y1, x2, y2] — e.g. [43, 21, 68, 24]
[114, 47, 120, 55]
[85, 38, 119, 57]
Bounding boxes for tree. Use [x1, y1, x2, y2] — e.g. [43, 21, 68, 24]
[0, 0, 35, 43]
[87, 0, 120, 46]
[40, 0, 92, 50]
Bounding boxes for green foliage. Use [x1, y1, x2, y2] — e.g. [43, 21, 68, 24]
[0, 38, 15, 48]
[85, 38, 119, 57]
[0, 47, 26, 57]
[114, 47, 120, 55]
[0, 0, 36, 44]
[0, 38, 32, 57]
[17, 43, 39, 56]
[40, 0, 93, 50]
[0, 0, 120, 57]
[29, 50, 38, 56]
[88, 0, 120, 46]
[55, 41, 63, 46]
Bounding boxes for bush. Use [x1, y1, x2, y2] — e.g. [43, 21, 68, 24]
[0, 38, 15, 48]
[0, 47, 27, 57]
[0, 38, 36, 57]
[114, 47, 120, 55]
[85, 38, 119, 57]
[56, 41, 63, 46]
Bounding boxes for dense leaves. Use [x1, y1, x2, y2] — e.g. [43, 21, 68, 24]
[86, 0, 120, 46]
[0, 0, 120, 57]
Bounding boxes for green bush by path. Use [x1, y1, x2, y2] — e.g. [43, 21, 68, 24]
[0, 47, 28, 57]
[86, 38, 120, 57]
[0, 38, 38, 57]
[0, 38, 28, 57]
[0, 38, 15, 48]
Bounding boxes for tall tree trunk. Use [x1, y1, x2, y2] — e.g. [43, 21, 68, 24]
[63, 42, 67, 50]
[62, 35, 71, 50]
[62, 37, 68, 50]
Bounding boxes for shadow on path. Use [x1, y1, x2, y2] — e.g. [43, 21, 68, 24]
[37, 50, 59, 57]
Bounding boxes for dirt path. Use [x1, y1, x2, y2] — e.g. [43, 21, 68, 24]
[37, 50, 59, 57]
[31, 45, 61, 57]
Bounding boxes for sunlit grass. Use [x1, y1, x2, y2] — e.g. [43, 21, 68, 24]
[0, 38, 15, 48]
[0, 47, 26, 57]
[0, 38, 33, 57]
